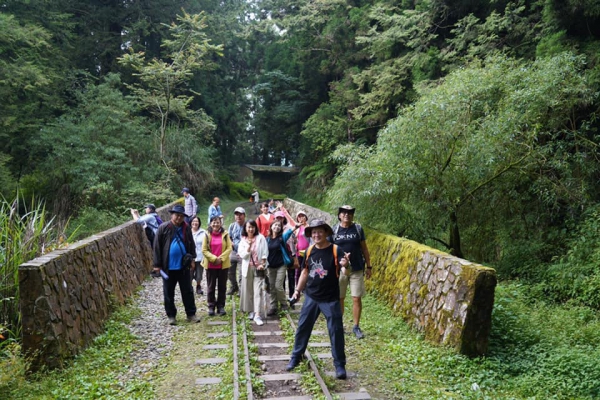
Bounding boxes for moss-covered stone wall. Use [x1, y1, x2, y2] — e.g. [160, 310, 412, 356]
[283, 198, 497, 356]
[18, 201, 179, 370]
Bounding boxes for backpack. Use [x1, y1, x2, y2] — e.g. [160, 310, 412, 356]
[304, 244, 340, 277]
[155, 215, 163, 225]
[145, 226, 155, 247]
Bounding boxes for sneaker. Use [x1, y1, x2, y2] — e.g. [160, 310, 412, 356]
[187, 314, 201, 323]
[196, 286, 203, 295]
[253, 316, 264, 326]
[248, 312, 255, 320]
[335, 366, 347, 380]
[353, 325, 365, 339]
[208, 307, 215, 316]
[168, 316, 177, 325]
[218, 307, 226, 316]
[285, 358, 300, 371]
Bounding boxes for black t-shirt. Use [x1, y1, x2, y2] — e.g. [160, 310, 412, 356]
[267, 236, 284, 267]
[330, 224, 366, 271]
[304, 244, 343, 302]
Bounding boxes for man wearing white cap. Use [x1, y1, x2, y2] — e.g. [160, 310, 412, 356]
[227, 206, 246, 295]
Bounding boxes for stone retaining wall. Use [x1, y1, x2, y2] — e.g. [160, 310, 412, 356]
[283, 199, 496, 356]
[19, 202, 178, 369]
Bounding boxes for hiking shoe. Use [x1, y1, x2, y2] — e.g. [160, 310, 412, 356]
[187, 314, 201, 323]
[353, 325, 365, 339]
[285, 359, 300, 371]
[218, 307, 226, 316]
[168, 317, 177, 325]
[196, 286, 203, 295]
[253, 316, 264, 326]
[267, 308, 277, 316]
[335, 366, 347, 380]
[248, 312, 255, 320]
[208, 307, 215, 316]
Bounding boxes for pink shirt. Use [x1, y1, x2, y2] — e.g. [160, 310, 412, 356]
[297, 225, 309, 251]
[208, 232, 223, 269]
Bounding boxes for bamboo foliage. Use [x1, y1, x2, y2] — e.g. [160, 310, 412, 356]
[0, 196, 68, 342]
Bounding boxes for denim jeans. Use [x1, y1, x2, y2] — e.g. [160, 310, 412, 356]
[290, 294, 346, 368]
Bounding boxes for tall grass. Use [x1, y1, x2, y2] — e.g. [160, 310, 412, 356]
[0, 195, 68, 344]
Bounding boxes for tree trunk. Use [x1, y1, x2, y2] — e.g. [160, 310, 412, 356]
[449, 210, 463, 258]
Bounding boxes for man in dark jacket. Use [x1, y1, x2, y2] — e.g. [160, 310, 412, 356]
[153, 204, 200, 325]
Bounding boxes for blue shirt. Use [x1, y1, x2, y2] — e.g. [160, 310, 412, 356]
[168, 226, 185, 270]
[208, 205, 222, 224]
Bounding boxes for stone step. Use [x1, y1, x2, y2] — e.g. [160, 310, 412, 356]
[308, 342, 330, 348]
[195, 357, 227, 365]
[261, 373, 302, 381]
[207, 321, 228, 326]
[257, 343, 289, 348]
[315, 353, 332, 359]
[195, 377, 221, 385]
[207, 332, 229, 338]
[203, 344, 228, 350]
[254, 330, 284, 336]
[258, 354, 290, 361]
[262, 396, 311, 400]
[334, 391, 372, 399]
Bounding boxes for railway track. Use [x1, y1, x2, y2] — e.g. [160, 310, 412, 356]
[193, 291, 372, 399]
[233, 296, 373, 399]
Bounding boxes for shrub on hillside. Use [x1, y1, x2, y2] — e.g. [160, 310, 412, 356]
[532, 205, 600, 309]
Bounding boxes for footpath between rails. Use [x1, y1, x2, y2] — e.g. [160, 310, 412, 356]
[126, 272, 375, 399]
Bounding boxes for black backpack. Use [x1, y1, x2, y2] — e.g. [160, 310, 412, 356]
[145, 226, 155, 247]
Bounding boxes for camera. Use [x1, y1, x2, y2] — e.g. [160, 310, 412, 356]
[288, 296, 298, 307]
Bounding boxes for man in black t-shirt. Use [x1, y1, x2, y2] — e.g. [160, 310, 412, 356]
[330, 205, 373, 339]
[286, 219, 350, 380]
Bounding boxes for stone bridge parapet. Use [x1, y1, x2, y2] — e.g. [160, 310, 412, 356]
[283, 198, 496, 356]
[19, 201, 177, 369]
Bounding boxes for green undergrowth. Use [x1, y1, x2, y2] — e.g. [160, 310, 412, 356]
[3, 276, 598, 399]
[0, 302, 151, 399]
[349, 282, 600, 399]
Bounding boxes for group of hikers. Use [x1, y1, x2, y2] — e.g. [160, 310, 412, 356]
[131, 187, 374, 380]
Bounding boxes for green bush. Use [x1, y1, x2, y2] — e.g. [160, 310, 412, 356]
[532, 205, 600, 309]
[67, 207, 126, 241]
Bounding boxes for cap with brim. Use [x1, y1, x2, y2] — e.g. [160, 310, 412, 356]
[296, 210, 308, 220]
[338, 205, 355, 214]
[234, 207, 246, 214]
[274, 211, 285, 218]
[304, 219, 333, 237]
[168, 205, 188, 216]
[145, 204, 156, 211]
[181, 187, 190, 194]
[338, 205, 356, 221]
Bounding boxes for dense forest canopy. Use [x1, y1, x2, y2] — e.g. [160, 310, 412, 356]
[3, 0, 600, 308]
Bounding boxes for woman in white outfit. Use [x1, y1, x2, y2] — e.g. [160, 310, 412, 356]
[190, 216, 206, 295]
[238, 220, 268, 325]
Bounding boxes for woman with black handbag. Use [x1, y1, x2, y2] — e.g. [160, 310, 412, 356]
[266, 219, 294, 315]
